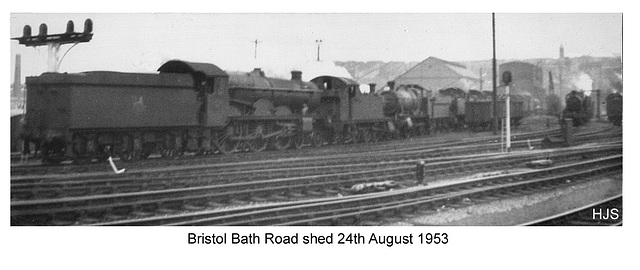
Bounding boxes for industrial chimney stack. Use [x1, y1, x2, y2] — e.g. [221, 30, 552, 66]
[12, 54, 21, 98]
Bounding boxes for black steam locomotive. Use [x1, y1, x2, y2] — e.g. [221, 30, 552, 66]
[562, 90, 594, 126]
[606, 92, 622, 126]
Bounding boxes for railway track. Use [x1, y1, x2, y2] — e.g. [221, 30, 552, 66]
[9, 127, 619, 200]
[10, 144, 620, 225]
[10, 127, 621, 225]
[12, 126, 614, 185]
[520, 195, 622, 226]
[25, 152, 617, 226]
[10, 142, 621, 202]
[149, 155, 621, 226]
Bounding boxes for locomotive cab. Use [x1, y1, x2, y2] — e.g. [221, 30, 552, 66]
[312, 76, 384, 122]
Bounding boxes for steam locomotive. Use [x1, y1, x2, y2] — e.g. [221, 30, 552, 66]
[606, 92, 622, 126]
[562, 90, 594, 126]
[21, 60, 530, 164]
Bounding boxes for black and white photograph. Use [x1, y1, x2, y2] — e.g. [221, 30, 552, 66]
[3, 2, 634, 269]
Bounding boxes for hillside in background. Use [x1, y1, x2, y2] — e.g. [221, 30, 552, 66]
[336, 56, 622, 98]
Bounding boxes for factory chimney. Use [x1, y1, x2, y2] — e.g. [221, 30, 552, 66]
[12, 54, 21, 98]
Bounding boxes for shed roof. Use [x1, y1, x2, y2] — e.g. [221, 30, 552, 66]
[398, 57, 479, 81]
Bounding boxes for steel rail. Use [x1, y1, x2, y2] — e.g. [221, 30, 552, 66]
[11, 143, 620, 207]
[98, 155, 621, 226]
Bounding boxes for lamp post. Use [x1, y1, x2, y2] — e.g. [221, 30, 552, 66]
[253, 39, 260, 59]
[316, 39, 323, 61]
[502, 71, 512, 152]
[492, 13, 498, 135]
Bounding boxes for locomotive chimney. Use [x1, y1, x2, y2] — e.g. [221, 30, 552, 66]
[291, 70, 302, 81]
[369, 83, 376, 94]
[387, 81, 396, 91]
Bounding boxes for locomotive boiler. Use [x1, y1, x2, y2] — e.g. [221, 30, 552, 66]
[378, 82, 430, 135]
[226, 68, 322, 116]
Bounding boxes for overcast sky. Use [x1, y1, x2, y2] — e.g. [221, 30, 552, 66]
[9, 13, 622, 81]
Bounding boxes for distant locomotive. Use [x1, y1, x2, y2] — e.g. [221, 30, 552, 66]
[562, 90, 593, 126]
[378, 82, 430, 135]
[606, 92, 622, 126]
[463, 91, 530, 131]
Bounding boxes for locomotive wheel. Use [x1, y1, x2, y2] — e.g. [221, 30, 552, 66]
[417, 124, 428, 136]
[273, 135, 292, 151]
[248, 137, 268, 152]
[214, 128, 240, 154]
[369, 130, 380, 143]
[158, 144, 174, 158]
[96, 145, 113, 162]
[119, 151, 135, 161]
[43, 138, 66, 165]
[72, 134, 88, 158]
[139, 143, 155, 159]
[292, 133, 305, 149]
[311, 131, 325, 147]
[343, 130, 356, 144]
[118, 134, 140, 161]
[247, 124, 268, 152]
[214, 135, 239, 154]
[359, 128, 371, 143]
[332, 132, 344, 145]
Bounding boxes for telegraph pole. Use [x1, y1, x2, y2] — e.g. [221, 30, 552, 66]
[316, 39, 323, 61]
[12, 19, 93, 72]
[253, 39, 260, 59]
[492, 13, 498, 135]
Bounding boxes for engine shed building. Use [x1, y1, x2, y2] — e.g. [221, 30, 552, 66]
[392, 57, 480, 92]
